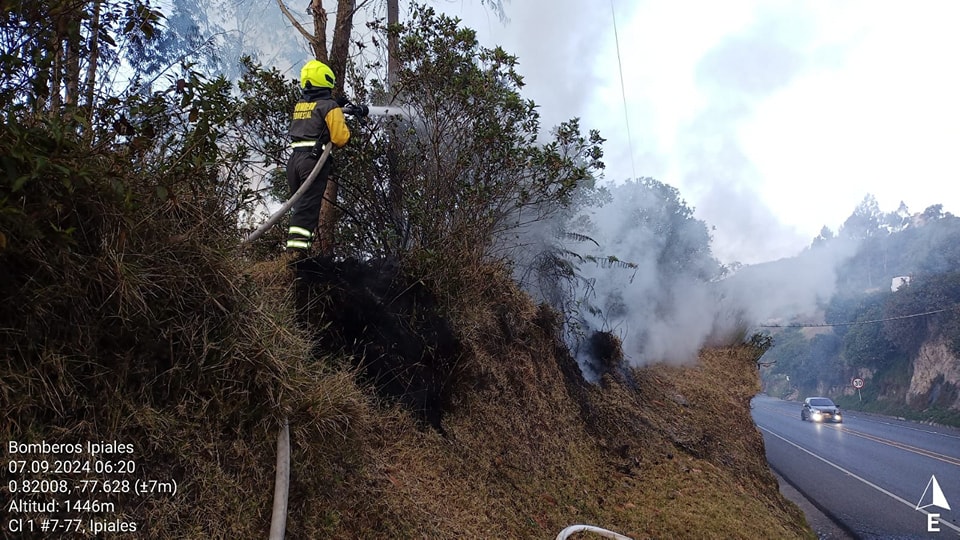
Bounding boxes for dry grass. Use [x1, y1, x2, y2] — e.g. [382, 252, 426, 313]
[1, 123, 811, 538]
[270, 261, 814, 539]
[0, 126, 370, 538]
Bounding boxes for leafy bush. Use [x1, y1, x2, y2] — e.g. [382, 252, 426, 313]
[331, 6, 603, 273]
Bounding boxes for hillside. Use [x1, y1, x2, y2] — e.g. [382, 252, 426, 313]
[756, 202, 960, 425]
[0, 131, 811, 535]
[0, 7, 813, 535]
[282, 256, 811, 538]
[0, 116, 812, 540]
[2, 242, 812, 538]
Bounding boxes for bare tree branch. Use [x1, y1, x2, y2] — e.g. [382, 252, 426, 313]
[310, 0, 328, 61]
[276, 0, 319, 54]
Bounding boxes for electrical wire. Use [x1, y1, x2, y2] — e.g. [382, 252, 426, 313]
[759, 306, 958, 328]
[609, 0, 637, 180]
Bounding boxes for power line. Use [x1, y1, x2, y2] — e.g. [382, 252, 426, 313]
[759, 306, 957, 328]
[609, 0, 636, 180]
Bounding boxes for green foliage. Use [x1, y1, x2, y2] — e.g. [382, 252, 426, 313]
[236, 57, 300, 171]
[0, 106, 368, 536]
[807, 198, 960, 404]
[766, 267, 960, 403]
[884, 272, 960, 356]
[512, 176, 721, 350]
[334, 5, 604, 266]
[0, 0, 164, 112]
[839, 194, 882, 241]
[608, 178, 721, 282]
[831, 196, 960, 293]
[760, 328, 845, 396]
[115, 67, 254, 223]
[0, 117, 111, 255]
[761, 328, 805, 372]
[837, 296, 898, 369]
[747, 332, 773, 354]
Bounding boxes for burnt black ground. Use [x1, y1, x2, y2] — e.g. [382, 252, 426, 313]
[293, 256, 461, 433]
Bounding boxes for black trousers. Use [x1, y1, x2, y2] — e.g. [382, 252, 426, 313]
[286, 149, 331, 239]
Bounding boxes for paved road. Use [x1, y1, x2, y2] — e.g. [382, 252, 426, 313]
[751, 395, 960, 539]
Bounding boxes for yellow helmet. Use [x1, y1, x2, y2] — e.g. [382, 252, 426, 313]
[300, 59, 335, 89]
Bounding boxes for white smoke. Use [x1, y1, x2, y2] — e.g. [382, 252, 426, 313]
[510, 178, 860, 374]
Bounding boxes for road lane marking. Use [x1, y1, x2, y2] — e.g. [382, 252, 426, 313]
[758, 425, 960, 535]
[754, 405, 960, 467]
[860, 418, 960, 440]
[823, 424, 960, 468]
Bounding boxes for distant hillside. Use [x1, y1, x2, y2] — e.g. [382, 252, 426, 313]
[757, 198, 960, 425]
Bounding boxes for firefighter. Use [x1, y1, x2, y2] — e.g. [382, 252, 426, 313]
[285, 59, 350, 256]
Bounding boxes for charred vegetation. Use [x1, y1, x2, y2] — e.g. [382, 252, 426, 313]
[292, 256, 461, 434]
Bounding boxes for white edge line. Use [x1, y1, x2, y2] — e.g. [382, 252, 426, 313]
[758, 425, 960, 534]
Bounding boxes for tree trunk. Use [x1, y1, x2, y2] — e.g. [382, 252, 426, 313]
[383, 0, 403, 249]
[64, 15, 82, 106]
[327, 0, 355, 96]
[386, 138, 403, 249]
[83, 0, 103, 112]
[50, 33, 63, 113]
[387, 0, 399, 92]
[316, 0, 356, 255]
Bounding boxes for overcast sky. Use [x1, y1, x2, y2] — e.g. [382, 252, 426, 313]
[433, 0, 960, 265]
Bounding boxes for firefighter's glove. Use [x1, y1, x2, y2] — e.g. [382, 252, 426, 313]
[335, 95, 349, 107]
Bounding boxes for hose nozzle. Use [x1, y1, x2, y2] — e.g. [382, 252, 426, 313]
[342, 103, 369, 118]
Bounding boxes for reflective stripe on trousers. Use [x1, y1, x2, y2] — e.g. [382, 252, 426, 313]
[286, 226, 313, 250]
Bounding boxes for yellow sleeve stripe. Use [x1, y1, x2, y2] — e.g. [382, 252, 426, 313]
[325, 108, 351, 148]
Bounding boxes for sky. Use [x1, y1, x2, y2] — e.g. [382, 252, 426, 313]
[434, 0, 960, 265]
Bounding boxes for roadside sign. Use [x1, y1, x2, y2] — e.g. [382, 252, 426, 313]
[853, 377, 864, 402]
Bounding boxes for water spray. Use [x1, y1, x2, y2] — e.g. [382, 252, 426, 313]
[342, 100, 413, 120]
[366, 105, 411, 119]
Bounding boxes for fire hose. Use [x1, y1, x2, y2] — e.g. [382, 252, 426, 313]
[251, 101, 394, 538]
[240, 142, 332, 246]
[246, 145, 330, 539]
[268, 419, 290, 540]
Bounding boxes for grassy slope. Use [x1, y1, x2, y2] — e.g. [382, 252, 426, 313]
[0, 206, 812, 538]
[0, 251, 813, 538]
[0, 254, 813, 539]
[0, 118, 811, 538]
[277, 264, 813, 539]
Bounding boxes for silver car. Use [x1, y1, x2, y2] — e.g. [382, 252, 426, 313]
[801, 397, 843, 423]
